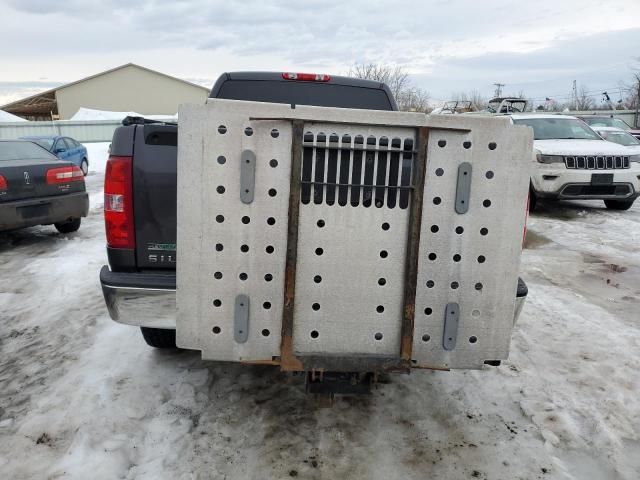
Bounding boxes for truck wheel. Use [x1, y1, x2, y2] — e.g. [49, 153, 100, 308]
[80, 159, 89, 176]
[54, 218, 81, 233]
[140, 327, 177, 348]
[604, 199, 635, 210]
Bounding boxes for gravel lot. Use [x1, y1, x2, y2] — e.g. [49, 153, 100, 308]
[1, 143, 638, 479]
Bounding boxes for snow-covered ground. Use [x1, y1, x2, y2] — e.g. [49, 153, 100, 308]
[0, 142, 638, 479]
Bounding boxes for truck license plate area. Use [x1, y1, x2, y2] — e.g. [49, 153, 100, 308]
[591, 173, 613, 185]
[177, 100, 532, 370]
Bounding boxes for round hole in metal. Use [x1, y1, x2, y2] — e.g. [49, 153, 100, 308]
[217, 125, 227, 134]
[486, 170, 494, 179]
[312, 303, 320, 311]
[239, 272, 248, 281]
[270, 129, 279, 138]
[424, 307, 432, 315]
[374, 332, 383, 341]
[214, 271, 222, 279]
[433, 197, 442, 205]
[267, 217, 276, 225]
[437, 139, 446, 148]
[212, 326, 221, 334]
[263, 302, 271, 310]
[378, 278, 386, 286]
[264, 273, 273, 282]
[265, 245, 274, 254]
[216, 185, 225, 194]
[213, 299, 222, 307]
[268, 188, 277, 197]
[315, 247, 324, 256]
[469, 336, 478, 344]
[215, 215, 224, 223]
[217, 155, 226, 165]
[376, 305, 385, 313]
[262, 329, 270, 337]
[431, 225, 439, 233]
[310, 330, 319, 339]
[244, 127, 253, 136]
[475, 282, 483, 291]
[435, 168, 444, 176]
[241, 215, 250, 224]
[422, 334, 430, 342]
[483, 199, 492, 208]
[488, 142, 497, 150]
[477, 255, 486, 263]
[240, 244, 249, 253]
[455, 226, 464, 234]
[269, 159, 278, 168]
[380, 250, 388, 258]
[463, 141, 472, 149]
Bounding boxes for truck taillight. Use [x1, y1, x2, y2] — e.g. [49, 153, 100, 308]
[104, 155, 135, 249]
[46, 166, 84, 184]
[0, 174, 6, 191]
[282, 72, 330, 82]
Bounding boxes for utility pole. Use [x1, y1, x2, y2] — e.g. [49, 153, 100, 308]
[635, 76, 640, 128]
[493, 83, 505, 97]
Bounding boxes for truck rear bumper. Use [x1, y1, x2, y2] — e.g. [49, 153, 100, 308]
[99, 266, 176, 329]
[0, 191, 89, 232]
[100, 266, 528, 331]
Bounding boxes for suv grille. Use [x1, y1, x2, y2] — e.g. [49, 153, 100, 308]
[564, 155, 629, 169]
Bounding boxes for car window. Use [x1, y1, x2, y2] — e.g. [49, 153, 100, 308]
[29, 138, 54, 150]
[55, 138, 71, 151]
[0, 141, 57, 161]
[513, 118, 600, 140]
[600, 131, 640, 146]
[67, 138, 80, 148]
[583, 117, 631, 130]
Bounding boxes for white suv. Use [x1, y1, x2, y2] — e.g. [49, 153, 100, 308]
[511, 114, 640, 211]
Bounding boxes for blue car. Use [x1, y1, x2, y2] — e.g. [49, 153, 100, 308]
[20, 136, 89, 175]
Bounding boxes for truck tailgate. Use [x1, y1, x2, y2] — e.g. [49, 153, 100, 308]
[176, 99, 532, 371]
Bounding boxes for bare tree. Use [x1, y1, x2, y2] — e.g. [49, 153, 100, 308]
[452, 90, 487, 111]
[574, 85, 595, 111]
[349, 63, 431, 112]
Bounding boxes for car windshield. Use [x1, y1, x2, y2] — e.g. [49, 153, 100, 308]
[599, 130, 640, 146]
[512, 118, 600, 140]
[583, 117, 631, 131]
[26, 138, 54, 150]
[0, 141, 56, 161]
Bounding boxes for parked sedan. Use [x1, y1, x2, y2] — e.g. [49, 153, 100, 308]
[578, 115, 640, 139]
[0, 140, 88, 233]
[593, 126, 640, 154]
[20, 135, 89, 175]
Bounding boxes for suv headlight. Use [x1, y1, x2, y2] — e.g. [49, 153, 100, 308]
[630, 154, 640, 163]
[536, 153, 564, 164]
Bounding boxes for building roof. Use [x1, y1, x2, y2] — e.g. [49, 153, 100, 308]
[0, 63, 209, 113]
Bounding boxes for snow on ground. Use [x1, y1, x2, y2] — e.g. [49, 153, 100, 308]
[70, 107, 177, 122]
[0, 110, 27, 122]
[0, 142, 639, 479]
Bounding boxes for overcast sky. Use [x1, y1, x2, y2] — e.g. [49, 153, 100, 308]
[1, 0, 639, 107]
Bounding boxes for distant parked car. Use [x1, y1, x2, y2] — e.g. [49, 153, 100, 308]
[511, 114, 640, 211]
[0, 140, 88, 233]
[592, 126, 640, 154]
[577, 115, 640, 139]
[20, 136, 89, 175]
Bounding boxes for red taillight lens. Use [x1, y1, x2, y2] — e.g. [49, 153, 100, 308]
[282, 72, 330, 82]
[46, 166, 84, 184]
[104, 155, 135, 249]
[0, 175, 7, 191]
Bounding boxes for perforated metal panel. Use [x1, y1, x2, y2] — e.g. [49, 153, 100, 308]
[177, 100, 532, 370]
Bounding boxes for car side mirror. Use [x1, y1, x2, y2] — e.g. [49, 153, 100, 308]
[55, 147, 66, 154]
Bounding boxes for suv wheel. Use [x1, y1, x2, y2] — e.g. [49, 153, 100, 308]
[140, 327, 177, 348]
[604, 199, 635, 210]
[54, 218, 81, 233]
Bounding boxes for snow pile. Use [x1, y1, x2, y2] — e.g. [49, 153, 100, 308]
[0, 110, 27, 122]
[70, 107, 176, 122]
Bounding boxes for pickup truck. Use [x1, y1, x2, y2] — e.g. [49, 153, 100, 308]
[100, 72, 530, 395]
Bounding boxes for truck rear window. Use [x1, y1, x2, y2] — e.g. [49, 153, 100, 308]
[215, 80, 394, 111]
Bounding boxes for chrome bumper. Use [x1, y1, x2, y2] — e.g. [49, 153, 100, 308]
[100, 266, 176, 329]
